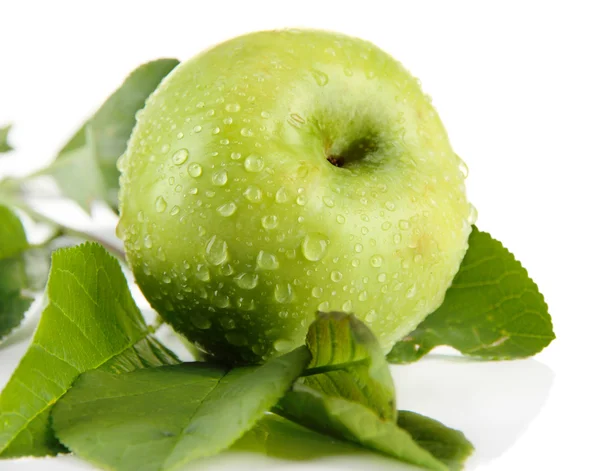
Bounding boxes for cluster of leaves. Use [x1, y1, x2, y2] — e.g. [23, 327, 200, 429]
[0, 244, 471, 470]
[0, 58, 555, 471]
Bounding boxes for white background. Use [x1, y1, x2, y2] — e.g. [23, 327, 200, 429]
[1, 1, 599, 470]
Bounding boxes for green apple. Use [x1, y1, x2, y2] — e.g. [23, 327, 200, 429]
[118, 29, 473, 364]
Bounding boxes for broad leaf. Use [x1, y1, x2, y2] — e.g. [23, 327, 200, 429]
[302, 312, 396, 420]
[388, 227, 554, 363]
[0, 125, 12, 153]
[275, 383, 447, 471]
[0, 243, 155, 457]
[46, 59, 179, 212]
[396, 411, 473, 471]
[51, 347, 310, 471]
[0, 206, 32, 342]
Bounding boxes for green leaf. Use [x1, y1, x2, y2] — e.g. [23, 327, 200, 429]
[388, 226, 555, 363]
[0, 205, 28, 260]
[396, 411, 473, 471]
[51, 347, 310, 471]
[0, 205, 32, 342]
[274, 383, 447, 471]
[0, 243, 154, 457]
[46, 59, 179, 212]
[234, 414, 362, 460]
[0, 125, 12, 153]
[302, 312, 396, 421]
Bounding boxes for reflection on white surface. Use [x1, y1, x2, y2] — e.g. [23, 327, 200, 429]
[1, 311, 553, 471]
[394, 355, 554, 469]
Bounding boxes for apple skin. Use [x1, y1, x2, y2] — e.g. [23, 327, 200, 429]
[118, 29, 473, 365]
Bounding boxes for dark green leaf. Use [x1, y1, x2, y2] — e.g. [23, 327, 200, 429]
[275, 383, 447, 471]
[302, 312, 396, 420]
[0, 125, 12, 153]
[46, 59, 179, 212]
[51, 347, 310, 471]
[0, 205, 31, 342]
[0, 243, 152, 457]
[396, 411, 473, 471]
[388, 226, 554, 363]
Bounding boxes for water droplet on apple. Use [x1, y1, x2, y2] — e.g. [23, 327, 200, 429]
[170, 205, 180, 216]
[157, 247, 166, 261]
[243, 185, 263, 202]
[318, 301, 330, 311]
[234, 272, 259, 290]
[231, 152, 242, 160]
[365, 310, 377, 322]
[274, 283, 294, 303]
[393, 234, 402, 244]
[331, 271, 343, 282]
[260, 111, 270, 118]
[381, 221, 392, 231]
[244, 154, 264, 172]
[275, 187, 289, 203]
[296, 194, 307, 206]
[336, 215, 345, 224]
[240, 128, 253, 137]
[458, 159, 469, 178]
[385, 201, 396, 211]
[160, 143, 171, 154]
[193, 125, 202, 133]
[206, 235, 229, 265]
[354, 243, 363, 253]
[155, 196, 167, 213]
[172, 149, 189, 165]
[351, 259, 360, 267]
[214, 293, 231, 309]
[212, 127, 221, 135]
[378, 273, 387, 282]
[195, 263, 210, 282]
[193, 317, 211, 330]
[370, 255, 383, 267]
[144, 235, 153, 249]
[323, 197, 334, 207]
[358, 291, 368, 301]
[261, 215, 279, 230]
[399, 220, 410, 230]
[225, 332, 247, 346]
[310, 68, 329, 86]
[217, 202, 237, 217]
[468, 204, 478, 224]
[212, 169, 228, 186]
[176, 132, 184, 140]
[188, 163, 202, 178]
[342, 300, 353, 312]
[225, 103, 241, 112]
[256, 250, 279, 270]
[311, 286, 323, 298]
[343, 68, 353, 77]
[301, 233, 329, 261]
[406, 284, 417, 298]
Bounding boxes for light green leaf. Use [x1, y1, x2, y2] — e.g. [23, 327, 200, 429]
[0, 205, 32, 342]
[396, 411, 473, 471]
[0, 205, 28, 260]
[301, 312, 396, 420]
[234, 414, 362, 460]
[51, 347, 310, 471]
[388, 226, 555, 363]
[0, 125, 12, 153]
[274, 383, 447, 471]
[46, 59, 179, 212]
[0, 243, 154, 457]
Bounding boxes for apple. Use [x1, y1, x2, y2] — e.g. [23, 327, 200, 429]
[117, 29, 473, 364]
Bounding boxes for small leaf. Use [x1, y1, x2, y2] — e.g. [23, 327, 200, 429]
[0, 205, 28, 260]
[47, 59, 179, 212]
[396, 411, 473, 471]
[275, 383, 447, 471]
[51, 347, 310, 471]
[0, 124, 12, 153]
[302, 312, 396, 420]
[388, 226, 555, 363]
[0, 205, 31, 342]
[0, 243, 153, 457]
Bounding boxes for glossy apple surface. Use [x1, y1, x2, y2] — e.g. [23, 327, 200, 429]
[118, 29, 473, 364]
